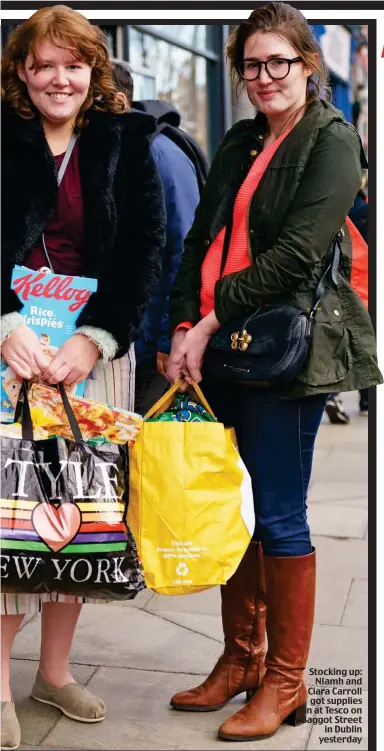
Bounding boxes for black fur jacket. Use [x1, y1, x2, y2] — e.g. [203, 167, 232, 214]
[1, 103, 166, 357]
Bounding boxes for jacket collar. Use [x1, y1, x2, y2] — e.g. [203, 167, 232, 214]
[1, 101, 157, 144]
[250, 99, 343, 146]
[240, 99, 367, 168]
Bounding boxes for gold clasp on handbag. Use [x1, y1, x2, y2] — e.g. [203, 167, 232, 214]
[231, 329, 252, 351]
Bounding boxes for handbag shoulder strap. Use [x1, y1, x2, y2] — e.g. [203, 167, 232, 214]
[57, 133, 78, 186]
[310, 231, 342, 318]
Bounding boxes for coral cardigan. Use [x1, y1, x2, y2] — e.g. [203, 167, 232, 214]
[175, 127, 292, 332]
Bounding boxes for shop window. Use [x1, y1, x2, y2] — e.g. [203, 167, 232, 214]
[130, 28, 209, 152]
[99, 26, 117, 58]
[147, 25, 215, 53]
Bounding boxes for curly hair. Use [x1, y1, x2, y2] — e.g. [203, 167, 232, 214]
[1, 5, 126, 130]
[226, 2, 331, 104]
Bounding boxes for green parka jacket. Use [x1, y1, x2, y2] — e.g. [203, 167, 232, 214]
[169, 99, 382, 398]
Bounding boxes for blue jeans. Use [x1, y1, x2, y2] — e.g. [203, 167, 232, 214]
[201, 380, 327, 557]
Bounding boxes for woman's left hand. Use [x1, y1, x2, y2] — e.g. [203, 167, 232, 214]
[43, 334, 100, 386]
[179, 311, 221, 384]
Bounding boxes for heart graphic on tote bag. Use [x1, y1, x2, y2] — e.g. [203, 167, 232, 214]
[32, 503, 81, 552]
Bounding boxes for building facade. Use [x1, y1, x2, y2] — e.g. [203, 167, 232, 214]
[101, 24, 231, 160]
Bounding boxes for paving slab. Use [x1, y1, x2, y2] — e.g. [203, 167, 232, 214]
[106, 588, 156, 609]
[149, 539, 365, 629]
[311, 537, 367, 580]
[309, 448, 332, 463]
[307, 505, 367, 539]
[40, 666, 311, 750]
[341, 579, 368, 629]
[308, 481, 367, 507]
[317, 406, 367, 448]
[10, 659, 96, 747]
[315, 433, 367, 454]
[305, 625, 367, 689]
[314, 574, 351, 627]
[19, 612, 38, 630]
[310, 455, 367, 485]
[148, 585, 222, 615]
[148, 539, 367, 627]
[306, 690, 367, 750]
[148, 611, 224, 642]
[129, 589, 156, 609]
[13, 605, 223, 675]
[151, 577, 353, 630]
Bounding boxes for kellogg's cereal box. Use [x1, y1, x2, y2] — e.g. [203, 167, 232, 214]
[1, 266, 98, 422]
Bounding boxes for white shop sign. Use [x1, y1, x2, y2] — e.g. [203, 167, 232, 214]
[320, 25, 352, 83]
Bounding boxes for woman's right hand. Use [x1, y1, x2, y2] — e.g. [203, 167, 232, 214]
[166, 329, 188, 384]
[1, 325, 50, 379]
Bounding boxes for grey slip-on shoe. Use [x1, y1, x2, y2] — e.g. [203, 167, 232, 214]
[31, 673, 106, 723]
[1, 701, 21, 750]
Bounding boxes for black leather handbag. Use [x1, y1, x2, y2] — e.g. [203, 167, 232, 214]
[203, 232, 342, 386]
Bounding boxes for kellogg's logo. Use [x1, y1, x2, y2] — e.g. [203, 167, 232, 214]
[12, 272, 91, 313]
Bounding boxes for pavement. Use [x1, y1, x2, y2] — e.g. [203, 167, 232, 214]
[11, 392, 368, 751]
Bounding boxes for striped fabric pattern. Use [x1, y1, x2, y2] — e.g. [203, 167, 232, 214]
[1, 346, 136, 615]
[0, 499, 127, 553]
[84, 346, 136, 413]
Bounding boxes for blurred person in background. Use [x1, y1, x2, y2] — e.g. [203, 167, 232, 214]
[111, 59, 205, 415]
[325, 173, 369, 422]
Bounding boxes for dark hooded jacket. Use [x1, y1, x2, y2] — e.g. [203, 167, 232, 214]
[132, 100, 201, 362]
[1, 102, 166, 357]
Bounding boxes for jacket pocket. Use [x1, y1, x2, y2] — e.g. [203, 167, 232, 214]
[294, 288, 353, 386]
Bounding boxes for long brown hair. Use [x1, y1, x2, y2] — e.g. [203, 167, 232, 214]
[1, 5, 126, 130]
[226, 2, 331, 103]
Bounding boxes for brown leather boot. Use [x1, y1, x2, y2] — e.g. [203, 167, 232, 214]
[218, 547, 316, 740]
[170, 542, 267, 711]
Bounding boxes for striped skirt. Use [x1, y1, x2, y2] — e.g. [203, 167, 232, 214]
[1, 347, 136, 615]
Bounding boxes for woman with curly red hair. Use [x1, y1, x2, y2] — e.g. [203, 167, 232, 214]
[1, 6, 165, 747]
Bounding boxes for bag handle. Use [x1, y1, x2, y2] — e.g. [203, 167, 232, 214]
[19, 381, 83, 442]
[188, 381, 216, 419]
[144, 379, 216, 420]
[144, 379, 185, 419]
[20, 381, 34, 441]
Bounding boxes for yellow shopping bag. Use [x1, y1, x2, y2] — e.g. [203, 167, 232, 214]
[128, 379, 255, 595]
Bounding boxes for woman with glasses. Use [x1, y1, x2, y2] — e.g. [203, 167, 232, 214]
[167, 2, 380, 742]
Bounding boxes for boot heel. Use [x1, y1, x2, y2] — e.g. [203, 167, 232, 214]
[284, 702, 307, 726]
[245, 688, 257, 702]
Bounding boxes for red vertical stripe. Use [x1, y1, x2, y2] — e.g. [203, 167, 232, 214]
[200, 127, 293, 318]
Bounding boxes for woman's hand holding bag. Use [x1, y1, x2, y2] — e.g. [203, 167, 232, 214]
[43, 334, 100, 386]
[167, 311, 221, 384]
[1, 325, 50, 379]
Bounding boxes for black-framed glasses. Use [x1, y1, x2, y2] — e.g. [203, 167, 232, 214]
[239, 56, 302, 81]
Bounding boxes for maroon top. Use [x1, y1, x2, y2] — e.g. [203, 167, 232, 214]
[24, 140, 85, 275]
